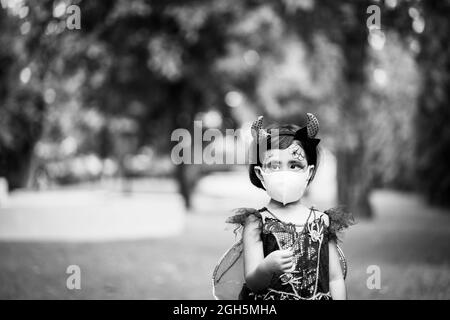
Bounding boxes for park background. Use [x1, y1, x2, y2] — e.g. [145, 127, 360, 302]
[0, 0, 449, 299]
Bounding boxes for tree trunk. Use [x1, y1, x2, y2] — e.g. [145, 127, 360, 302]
[337, 148, 373, 219]
[336, 0, 373, 219]
[2, 149, 34, 190]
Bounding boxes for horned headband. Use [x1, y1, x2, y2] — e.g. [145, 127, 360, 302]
[250, 113, 321, 148]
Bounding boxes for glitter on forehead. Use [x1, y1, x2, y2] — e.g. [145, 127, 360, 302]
[288, 143, 306, 161]
[262, 150, 279, 163]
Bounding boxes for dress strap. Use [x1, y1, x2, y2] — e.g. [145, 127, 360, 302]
[309, 206, 317, 222]
[261, 207, 278, 221]
[257, 207, 269, 225]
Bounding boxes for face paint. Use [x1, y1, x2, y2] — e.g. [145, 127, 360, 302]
[287, 143, 305, 161]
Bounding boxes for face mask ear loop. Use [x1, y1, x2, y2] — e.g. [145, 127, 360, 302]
[307, 165, 314, 185]
[255, 166, 267, 189]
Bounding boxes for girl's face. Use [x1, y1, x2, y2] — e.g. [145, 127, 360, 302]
[254, 142, 315, 205]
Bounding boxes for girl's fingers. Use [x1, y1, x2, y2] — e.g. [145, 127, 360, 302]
[281, 257, 294, 263]
[280, 249, 294, 258]
[286, 264, 296, 272]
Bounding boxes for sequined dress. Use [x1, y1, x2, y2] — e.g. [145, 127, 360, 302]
[238, 207, 347, 300]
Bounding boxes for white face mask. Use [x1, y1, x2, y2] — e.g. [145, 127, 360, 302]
[258, 168, 310, 206]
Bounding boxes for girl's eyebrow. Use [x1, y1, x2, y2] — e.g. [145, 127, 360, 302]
[288, 158, 307, 166]
[264, 152, 278, 160]
[263, 158, 280, 165]
[263, 157, 280, 166]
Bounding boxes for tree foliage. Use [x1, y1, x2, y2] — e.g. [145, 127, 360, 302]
[0, 0, 449, 213]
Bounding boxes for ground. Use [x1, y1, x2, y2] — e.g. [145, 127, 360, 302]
[0, 172, 449, 299]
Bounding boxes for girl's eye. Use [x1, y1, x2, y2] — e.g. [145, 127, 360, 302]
[290, 163, 305, 170]
[270, 163, 280, 170]
[265, 162, 280, 171]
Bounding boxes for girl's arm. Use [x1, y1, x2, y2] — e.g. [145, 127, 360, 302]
[328, 240, 347, 300]
[242, 214, 273, 292]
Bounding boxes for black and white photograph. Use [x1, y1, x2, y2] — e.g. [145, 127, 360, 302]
[0, 0, 449, 304]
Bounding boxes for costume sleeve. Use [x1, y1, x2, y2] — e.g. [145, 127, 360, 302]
[324, 206, 355, 243]
[225, 207, 262, 237]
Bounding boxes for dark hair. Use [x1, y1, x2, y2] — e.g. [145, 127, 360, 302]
[248, 124, 320, 190]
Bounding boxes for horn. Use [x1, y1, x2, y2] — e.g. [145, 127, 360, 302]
[251, 116, 269, 140]
[306, 113, 319, 138]
[251, 116, 263, 139]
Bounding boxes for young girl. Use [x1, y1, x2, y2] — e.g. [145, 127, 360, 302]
[212, 113, 354, 300]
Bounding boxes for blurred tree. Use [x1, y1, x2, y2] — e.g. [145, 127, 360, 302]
[264, 0, 375, 218]
[384, 0, 450, 207]
[1, 0, 448, 215]
[414, 0, 450, 207]
[320, 0, 374, 218]
[71, 0, 242, 208]
[0, 3, 48, 189]
[1, 0, 241, 207]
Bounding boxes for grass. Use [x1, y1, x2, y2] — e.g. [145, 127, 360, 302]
[0, 190, 449, 299]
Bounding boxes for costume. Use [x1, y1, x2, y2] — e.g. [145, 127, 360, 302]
[212, 113, 354, 300]
[212, 206, 353, 300]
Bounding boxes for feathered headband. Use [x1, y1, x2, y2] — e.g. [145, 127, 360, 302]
[250, 113, 321, 147]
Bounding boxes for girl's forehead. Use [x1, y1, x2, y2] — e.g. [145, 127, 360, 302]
[262, 144, 306, 162]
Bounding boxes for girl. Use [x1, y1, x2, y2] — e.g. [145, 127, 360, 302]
[212, 113, 354, 300]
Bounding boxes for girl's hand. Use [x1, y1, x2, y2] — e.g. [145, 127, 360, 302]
[263, 248, 295, 274]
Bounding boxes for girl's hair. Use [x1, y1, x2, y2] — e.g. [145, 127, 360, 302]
[248, 123, 320, 190]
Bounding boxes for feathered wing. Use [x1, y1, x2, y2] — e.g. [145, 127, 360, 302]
[212, 239, 244, 300]
[324, 206, 355, 243]
[212, 208, 261, 300]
